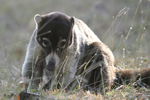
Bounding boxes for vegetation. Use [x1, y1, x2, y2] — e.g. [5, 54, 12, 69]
[0, 0, 150, 99]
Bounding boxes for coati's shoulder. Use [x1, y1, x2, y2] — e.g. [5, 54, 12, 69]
[73, 18, 101, 44]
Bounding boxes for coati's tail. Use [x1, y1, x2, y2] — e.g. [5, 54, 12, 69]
[114, 67, 150, 88]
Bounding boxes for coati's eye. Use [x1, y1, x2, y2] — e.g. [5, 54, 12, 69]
[58, 39, 66, 48]
[42, 38, 51, 47]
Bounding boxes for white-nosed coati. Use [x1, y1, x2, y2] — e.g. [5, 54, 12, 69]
[21, 12, 150, 93]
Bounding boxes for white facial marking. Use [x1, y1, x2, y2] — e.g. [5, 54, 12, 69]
[42, 38, 51, 47]
[57, 48, 59, 51]
[58, 39, 67, 48]
[43, 37, 49, 41]
[45, 53, 60, 66]
[37, 37, 41, 42]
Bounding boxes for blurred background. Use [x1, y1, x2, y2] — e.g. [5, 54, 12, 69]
[0, 0, 150, 88]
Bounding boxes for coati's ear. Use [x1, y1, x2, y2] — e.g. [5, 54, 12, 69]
[34, 14, 42, 24]
[67, 16, 75, 46]
[70, 16, 75, 26]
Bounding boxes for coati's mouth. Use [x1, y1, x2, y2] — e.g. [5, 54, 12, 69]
[46, 59, 55, 71]
[45, 53, 60, 71]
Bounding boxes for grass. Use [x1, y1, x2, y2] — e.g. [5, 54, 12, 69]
[0, 0, 150, 99]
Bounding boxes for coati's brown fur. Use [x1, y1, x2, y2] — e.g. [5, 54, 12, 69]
[21, 12, 150, 93]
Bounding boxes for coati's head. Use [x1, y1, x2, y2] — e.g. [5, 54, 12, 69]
[34, 12, 75, 71]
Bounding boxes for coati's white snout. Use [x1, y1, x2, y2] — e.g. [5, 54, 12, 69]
[45, 53, 60, 71]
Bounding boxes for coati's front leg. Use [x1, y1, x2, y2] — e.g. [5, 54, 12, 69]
[29, 51, 46, 90]
[21, 30, 45, 91]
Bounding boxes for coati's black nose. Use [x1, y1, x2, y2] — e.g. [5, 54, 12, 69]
[46, 61, 55, 71]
